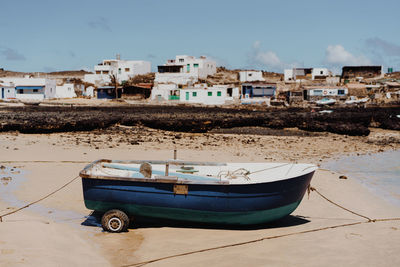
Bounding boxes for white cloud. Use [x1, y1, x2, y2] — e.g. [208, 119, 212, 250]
[248, 41, 300, 71]
[324, 45, 371, 66]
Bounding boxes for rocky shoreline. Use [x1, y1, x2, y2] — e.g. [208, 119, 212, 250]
[0, 105, 399, 136]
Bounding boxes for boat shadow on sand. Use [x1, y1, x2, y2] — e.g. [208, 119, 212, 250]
[81, 211, 310, 231]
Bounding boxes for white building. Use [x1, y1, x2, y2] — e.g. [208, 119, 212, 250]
[180, 85, 239, 105]
[303, 87, 348, 100]
[54, 83, 77, 98]
[239, 70, 264, 82]
[151, 83, 180, 101]
[84, 57, 151, 86]
[151, 83, 239, 105]
[0, 77, 56, 100]
[284, 68, 331, 82]
[0, 82, 16, 100]
[155, 55, 216, 85]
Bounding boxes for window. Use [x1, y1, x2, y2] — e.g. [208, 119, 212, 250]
[96, 71, 101, 74]
[192, 92, 197, 97]
[179, 58, 184, 62]
[313, 90, 323, 96]
[227, 88, 232, 97]
[208, 92, 212, 96]
[33, 89, 38, 92]
[103, 70, 109, 74]
[217, 91, 222, 96]
[338, 89, 345, 95]
[194, 63, 199, 68]
[320, 71, 323, 74]
[118, 68, 121, 74]
[125, 68, 130, 72]
[249, 73, 252, 77]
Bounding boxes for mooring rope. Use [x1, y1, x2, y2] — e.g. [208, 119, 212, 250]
[308, 186, 373, 221]
[122, 217, 400, 267]
[0, 160, 91, 164]
[122, 185, 400, 267]
[0, 175, 80, 222]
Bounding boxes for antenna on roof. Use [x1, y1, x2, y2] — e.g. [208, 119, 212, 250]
[116, 54, 121, 60]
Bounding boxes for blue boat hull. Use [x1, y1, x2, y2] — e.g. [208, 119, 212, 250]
[81, 172, 314, 225]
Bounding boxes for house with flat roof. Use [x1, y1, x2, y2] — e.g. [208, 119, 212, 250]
[239, 70, 264, 82]
[284, 68, 331, 82]
[0, 82, 16, 100]
[151, 83, 238, 105]
[341, 66, 383, 81]
[155, 55, 216, 85]
[84, 56, 151, 86]
[0, 77, 56, 100]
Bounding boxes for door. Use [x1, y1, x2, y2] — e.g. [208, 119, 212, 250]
[186, 92, 189, 101]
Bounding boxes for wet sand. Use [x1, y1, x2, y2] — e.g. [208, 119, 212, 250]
[0, 128, 400, 266]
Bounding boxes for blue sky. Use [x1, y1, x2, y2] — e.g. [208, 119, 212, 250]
[1, 0, 399, 73]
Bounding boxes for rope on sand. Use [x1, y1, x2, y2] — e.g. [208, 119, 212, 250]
[123, 217, 400, 267]
[0, 160, 91, 164]
[0, 175, 80, 222]
[122, 186, 400, 267]
[308, 186, 373, 221]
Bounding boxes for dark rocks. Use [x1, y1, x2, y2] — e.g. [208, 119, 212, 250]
[0, 105, 399, 136]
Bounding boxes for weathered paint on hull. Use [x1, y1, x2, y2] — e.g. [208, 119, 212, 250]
[84, 199, 301, 225]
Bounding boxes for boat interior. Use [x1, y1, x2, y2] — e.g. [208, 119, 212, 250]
[82, 160, 318, 185]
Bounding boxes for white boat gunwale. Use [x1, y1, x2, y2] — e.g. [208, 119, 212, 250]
[80, 159, 317, 185]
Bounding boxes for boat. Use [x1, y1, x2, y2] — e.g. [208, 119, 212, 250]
[80, 159, 317, 232]
[345, 96, 369, 105]
[315, 98, 336, 106]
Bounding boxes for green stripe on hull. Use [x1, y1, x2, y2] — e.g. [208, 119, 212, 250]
[85, 200, 301, 225]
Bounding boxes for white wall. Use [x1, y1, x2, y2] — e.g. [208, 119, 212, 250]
[156, 55, 216, 84]
[308, 88, 348, 96]
[151, 83, 179, 101]
[312, 68, 330, 79]
[154, 73, 199, 84]
[44, 79, 57, 99]
[284, 69, 294, 81]
[16, 94, 44, 101]
[55, 83, 77, 98]
[1, 77, 56, 99]
[84, 86, 95, 97]
[239, 71, 264, 82]
[179, 86, 239, 105]
[1, 86, 16, 99]
[85, 59, 151, 85]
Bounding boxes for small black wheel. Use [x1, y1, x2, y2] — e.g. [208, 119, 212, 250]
[101, 209, 129, 233]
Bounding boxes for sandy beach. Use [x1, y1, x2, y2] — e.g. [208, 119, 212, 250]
[1, 127, 400, 266]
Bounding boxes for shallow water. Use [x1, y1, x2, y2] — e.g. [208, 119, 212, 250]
[0, 166, 88, 227]
[322, 150, 400, 207]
